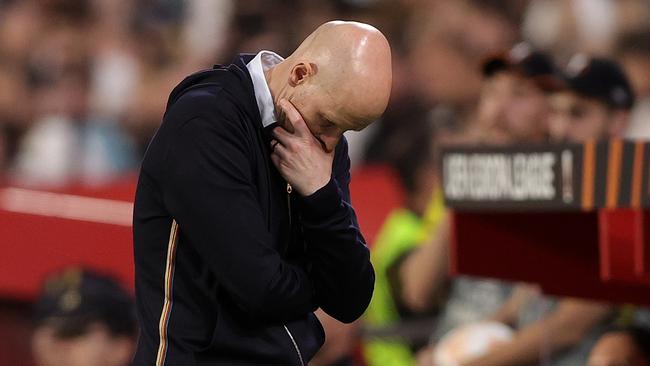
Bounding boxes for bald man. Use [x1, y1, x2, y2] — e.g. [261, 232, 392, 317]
[132, 21, 391, 366]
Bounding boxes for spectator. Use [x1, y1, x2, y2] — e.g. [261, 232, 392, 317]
[407, 0, 518, 108]
[0, 63, 29, 171]
[469, 43, 562, 145]
[11, 24, 137, 186]
[549, 56, 635, 142]
[364, 130, 444, 366]
[410, 46, 563, 336]
[31, 268, 137, 366]
[588, 326, 650, 366]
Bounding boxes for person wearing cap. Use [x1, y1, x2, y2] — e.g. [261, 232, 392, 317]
[419, 44, 562, 332]
[406, 45, 563, 325]
[469, 43, 563, 145]
[403, 44, 558, 365]
[549, 55, 635, 142]
[31, 267, 137, 366]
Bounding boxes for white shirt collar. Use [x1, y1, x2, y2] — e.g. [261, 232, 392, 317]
[246, 50, 284, 128]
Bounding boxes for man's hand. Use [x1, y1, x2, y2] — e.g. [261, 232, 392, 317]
[270, 99, 334, 196]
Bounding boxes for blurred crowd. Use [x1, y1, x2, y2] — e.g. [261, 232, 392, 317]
[1, 0, 649, 182]
[3, 0, 650, 365]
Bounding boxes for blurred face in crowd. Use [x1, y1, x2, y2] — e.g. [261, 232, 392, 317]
[588, 331, 649, 366]
[408, 0, 515, 106]
[548, 92, 628, 142]
[476, 71, 549, 144]
[32, 323, 135, 366]
[31, 26, 90, 122]
[33, 75, 89, 122]
[409, 32, 483, 105]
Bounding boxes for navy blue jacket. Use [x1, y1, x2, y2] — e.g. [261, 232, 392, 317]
[132, 54, 374, 365]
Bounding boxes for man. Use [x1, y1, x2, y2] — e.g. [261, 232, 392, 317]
[549, 55, 635, 142]
[132, 21, 392, 366]
[470, 43, 562, 145]
[31, 268, 137, 366]
[419, 44, 562, 329]
[405, 44, 563, 318]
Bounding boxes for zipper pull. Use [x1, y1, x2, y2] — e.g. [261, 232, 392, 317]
[286, 182, 292, 228]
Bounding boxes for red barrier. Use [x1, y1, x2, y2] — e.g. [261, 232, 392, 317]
[1, 177, 137, 300]
[0, 166, 402, 301]
[451, 210, 650, 305]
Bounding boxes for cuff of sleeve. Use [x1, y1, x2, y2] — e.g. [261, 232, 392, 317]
[298, 178, 342, 220]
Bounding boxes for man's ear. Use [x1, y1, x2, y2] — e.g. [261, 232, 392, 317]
[608, 110, 630, 137]
[289, 62, 317, 87]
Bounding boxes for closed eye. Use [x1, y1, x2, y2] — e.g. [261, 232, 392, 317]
[316, 119, 335, 135]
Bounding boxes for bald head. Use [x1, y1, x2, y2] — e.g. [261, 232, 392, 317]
[267, 21, 391, 148]
[289, 21, 392, 129]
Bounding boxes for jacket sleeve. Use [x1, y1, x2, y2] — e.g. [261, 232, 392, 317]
[297, 138, 375, 323]
[161, 93, 316, 324]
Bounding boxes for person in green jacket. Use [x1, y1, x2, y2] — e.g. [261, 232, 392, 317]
[364, 134, 446, 366]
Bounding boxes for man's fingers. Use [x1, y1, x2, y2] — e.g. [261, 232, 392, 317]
[270, 148, 290, 175]
[279, 99, 311, 137]
[270, 139, 280, 152]
[272, 123, 315, 152]
[272, 128, 302, 152]
[270, 151, 281, 169]
[271, 126, 292, 146]
[292, 114, 312, 137]
[279, 99, 302, 124]
[272, 142, 289, 160]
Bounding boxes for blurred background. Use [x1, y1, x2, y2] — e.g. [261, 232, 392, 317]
[1, 0, 650, 365]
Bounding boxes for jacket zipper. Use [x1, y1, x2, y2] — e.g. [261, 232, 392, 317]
[284, 183, 304, 366]
[286, 183, 292, 227]
[283, 325, 305, 366]
[284, 182, 292, 255]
